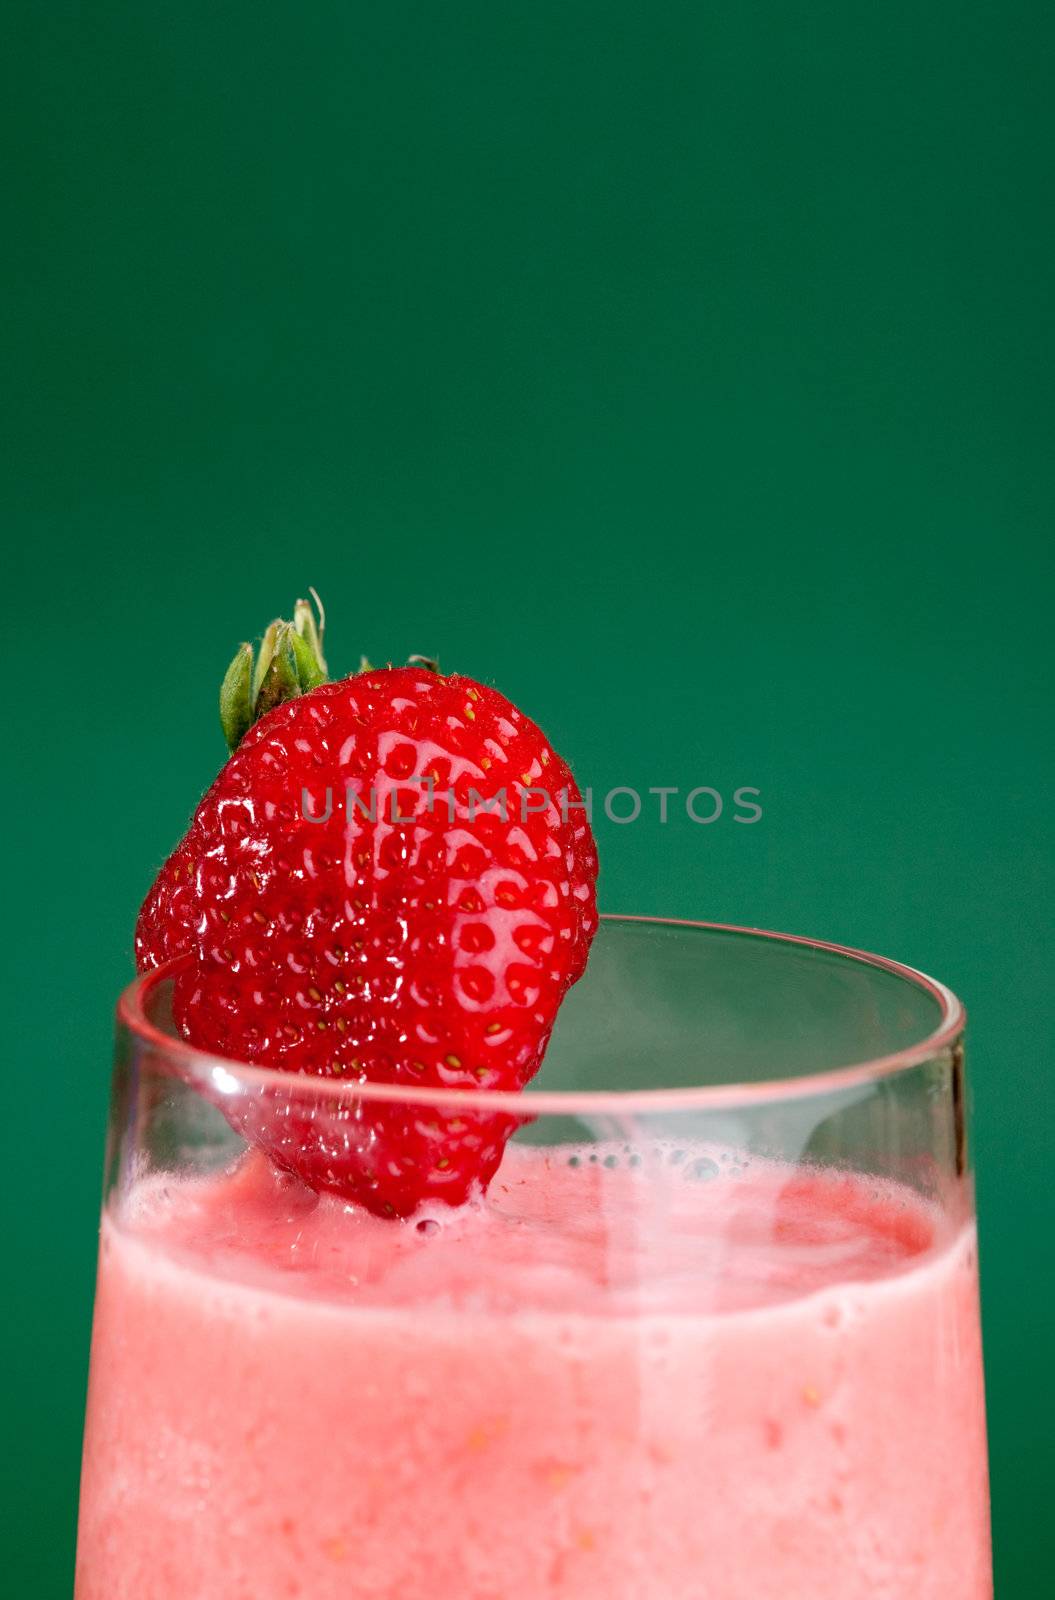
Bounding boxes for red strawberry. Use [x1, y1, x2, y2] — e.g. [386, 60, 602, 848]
[136, 597, 598, 1217]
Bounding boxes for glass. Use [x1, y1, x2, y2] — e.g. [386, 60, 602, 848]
[76, 917, 991, 1599]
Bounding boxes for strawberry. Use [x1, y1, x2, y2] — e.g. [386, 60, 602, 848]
[136, 597, 598, 1217]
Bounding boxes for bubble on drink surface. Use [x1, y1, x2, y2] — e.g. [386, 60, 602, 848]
[560, 1138, 746, 1182]
[684, 1156, 720, 1183]
[410, 1198, 475, 1238]
[561, 1144, 665, 1174]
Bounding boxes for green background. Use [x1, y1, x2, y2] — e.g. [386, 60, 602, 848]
[4, 4, 1052, 1593]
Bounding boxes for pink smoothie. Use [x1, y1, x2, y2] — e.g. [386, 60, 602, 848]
[75, 1144, 991, 1599]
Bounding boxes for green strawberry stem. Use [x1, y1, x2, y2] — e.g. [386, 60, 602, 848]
[220, 591, 329, 752]
[219, 593, 441, 753]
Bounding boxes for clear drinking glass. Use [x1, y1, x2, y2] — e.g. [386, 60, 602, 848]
[76, 918, 991, 1599]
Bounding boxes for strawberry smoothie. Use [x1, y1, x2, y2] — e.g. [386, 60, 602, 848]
[75, 1143, 991, 1600]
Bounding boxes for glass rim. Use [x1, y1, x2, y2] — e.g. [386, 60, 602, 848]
[117, 915, 965, 1116]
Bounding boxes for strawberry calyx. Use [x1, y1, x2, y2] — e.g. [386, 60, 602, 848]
[219, 592, 441, 754]
[220, 591, 330, 752]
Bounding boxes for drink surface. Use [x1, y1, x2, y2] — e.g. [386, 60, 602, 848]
[75, 1143, 991, 1599]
